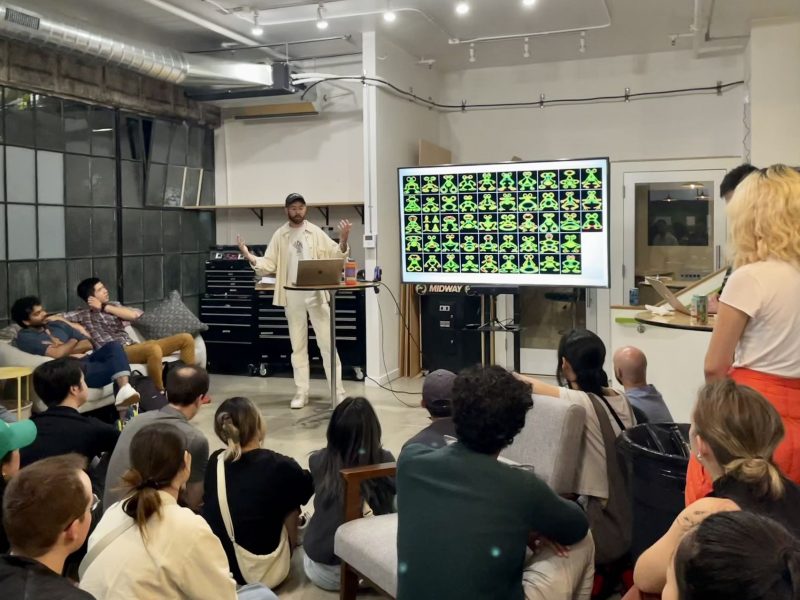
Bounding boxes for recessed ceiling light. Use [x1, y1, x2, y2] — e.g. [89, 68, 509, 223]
[383, 10, 397, 23]
[455, 2, 470, 16]
[522, 0, 536, 6]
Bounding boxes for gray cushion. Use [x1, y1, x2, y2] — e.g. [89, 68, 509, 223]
[134, 290, 208, 338]
[335, 513, 398, 597]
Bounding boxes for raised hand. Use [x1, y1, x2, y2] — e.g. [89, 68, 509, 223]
[236, 234, 249, 255]
[338, 219, 352, 243]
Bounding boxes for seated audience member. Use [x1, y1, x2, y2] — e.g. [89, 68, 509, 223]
[20, 359, 119, 490]
[304, 397, 395, 591]
[103, 366, 211, 512]
[633, 379, 800, 595]
[203, 396, 314, 587]
[11, 296, 140, 408]
[403, 368, 457, 450]
[0, 406, 15, 424]
[613, 346, 673, 423]
[64, 277, 195, 392]
[397, 365, 593, 600]
[80, 424, 278, 600]
[0, 454, 95, 599]
[664, 511, 800, 600]
[0, 418, 37, 553]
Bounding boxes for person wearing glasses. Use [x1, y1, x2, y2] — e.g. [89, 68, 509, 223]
[0, 454, 96, 599]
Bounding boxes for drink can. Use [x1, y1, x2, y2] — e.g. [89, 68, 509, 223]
[629, 287, 640, 306]
[692, 295, 708, 323]
[345, 259, 357, 286]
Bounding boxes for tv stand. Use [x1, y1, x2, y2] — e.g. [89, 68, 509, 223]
[463, 287, 520, 370]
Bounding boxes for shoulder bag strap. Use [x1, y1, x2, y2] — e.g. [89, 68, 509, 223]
[216, 453, 237, 544]
[591, 392, 627, 432]
[78, 518, 135, 579]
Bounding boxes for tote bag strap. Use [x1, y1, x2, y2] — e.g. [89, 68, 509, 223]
[78, 519, 135, 579]
[216, 453, 238, 544]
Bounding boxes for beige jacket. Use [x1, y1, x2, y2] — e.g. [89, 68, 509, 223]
[253, 220, 349, 307]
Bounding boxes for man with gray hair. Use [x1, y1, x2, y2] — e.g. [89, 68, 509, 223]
[613, 346, 673, 423]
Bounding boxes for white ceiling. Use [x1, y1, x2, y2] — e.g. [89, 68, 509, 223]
[15, 0, 800, 71]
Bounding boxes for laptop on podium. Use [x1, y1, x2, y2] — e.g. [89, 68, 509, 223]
[645, 277, 691, 315]
[294, 258, 345, 286]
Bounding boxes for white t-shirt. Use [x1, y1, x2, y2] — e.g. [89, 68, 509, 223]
[720, 260, 800, 377]
[287, 224, 309, 286]
[559, 387, 635, 500]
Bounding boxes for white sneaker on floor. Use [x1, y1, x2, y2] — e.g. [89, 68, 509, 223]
[115, 383, 141, 408]
[290, 393, 308, 409]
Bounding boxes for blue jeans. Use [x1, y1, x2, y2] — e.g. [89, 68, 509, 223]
[303, 553, 340, 591]
[82, 342, 131, 388]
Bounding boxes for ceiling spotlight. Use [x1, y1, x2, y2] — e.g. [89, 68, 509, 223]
[316, 3, 329, 30]
[468, 42, 476, 63]
[523, 37, 530, 58]
[251, 10, 263, 36]
[579, 31, 586, 53]
[383, 10, 396, 22]
[455, 2, 470, 16]
[522, 0, 536, 6]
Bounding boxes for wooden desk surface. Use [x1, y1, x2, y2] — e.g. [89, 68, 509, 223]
[284, 282, 380, 292]
[635, 310, 715, 332]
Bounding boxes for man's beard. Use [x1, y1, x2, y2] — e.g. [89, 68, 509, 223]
[289, 214, 304, 224]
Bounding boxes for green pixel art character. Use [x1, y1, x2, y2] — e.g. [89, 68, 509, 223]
[583, 212, 602, 231]
[479, 235, 498, 252]
[423, 255, 441, 272]
[407, 254, 422, 272]
[404, 176, 420, 195]
[500, 255, 519, 273]
[423, 215, 439, 233]
[440, 174, 458, 194]
[582, 190, 602, 210]
[539, 171, 557, 189]
[498, 172, 516, 191]
[518, 171, 537, 191]
[560, 212, 581, 232]
[441, 215, 459, 233]
[443, 254, 460, 273]
[560, 192, 579, 210]
[499, 214, 518, 231]
[540, 256, 560, 272]
[582, 168, 602, 189]
[424, 235, 441, 252]
[499, 235, 518, 253]
[404, 196, 421, 212]
[442, 234, 459, 252]
[405, 235, 422, 252]
[480, 255, 499, 273]
[478, 194, 497, 211]
[480, 214, 498, 232]
[498, 193, 517, 211]
[520, 235, 538, 253]
[462, 255, 479, 272]
[540, 233, 559, 253]
[560, 169, 580, 189]
[539, 192, 559, 210]
[519, 213, 537, 232]
[562, 255, 581, 274]
[459, 195, 477, 212]
[458, 174, 477, 192]
[441, 195, 458, 212]
[539, 212, 560, 233]
[478, 173, 496, 191]
[518, 193, 538, 211]
[460, 214, 477, 231]
[421, 175, 439, 193]
[461, 235, 478, 252]
[520, 255, 539, 273]
[422, 196, 439, 213]
[405, 216, 421, 234]
[561, 234, 581, 253]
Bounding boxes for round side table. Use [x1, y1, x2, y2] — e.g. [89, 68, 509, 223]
[0, 366, 33, 420]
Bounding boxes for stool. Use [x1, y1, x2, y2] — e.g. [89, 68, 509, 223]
[0, 366, 33, 420]
[544, 288, 585, 331]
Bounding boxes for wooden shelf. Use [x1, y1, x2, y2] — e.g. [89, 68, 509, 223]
[183, 202, 364, 226]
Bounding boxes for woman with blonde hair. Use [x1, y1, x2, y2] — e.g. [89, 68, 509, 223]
[203, 397, 313, 588]
[693, 164, 800, 503]
[633, 380, 800, 596]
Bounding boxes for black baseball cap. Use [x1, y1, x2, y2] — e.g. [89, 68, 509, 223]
[422, 369, 457, 417]
[285, 193, 306, 207]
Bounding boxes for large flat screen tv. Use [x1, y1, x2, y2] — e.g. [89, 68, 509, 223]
[398, 158, 610, 287]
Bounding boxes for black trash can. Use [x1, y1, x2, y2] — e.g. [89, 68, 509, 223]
[617, 423, 691, 559]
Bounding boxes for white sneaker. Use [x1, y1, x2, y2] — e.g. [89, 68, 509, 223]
[115, 383, 141, 408]
[290, 393, 308, 409]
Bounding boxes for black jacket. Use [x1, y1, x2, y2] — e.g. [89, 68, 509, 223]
[0, 555, 94, 599]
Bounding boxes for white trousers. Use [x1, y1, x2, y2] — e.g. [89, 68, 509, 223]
[284, 291, 345, 398]
[522, 532, 595, 600]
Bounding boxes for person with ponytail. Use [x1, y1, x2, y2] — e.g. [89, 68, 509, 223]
[633, 379, 800, 596]
[203, 397, 313, 587]
[664, 511, 800, 600]
[80, 423, 278, 600]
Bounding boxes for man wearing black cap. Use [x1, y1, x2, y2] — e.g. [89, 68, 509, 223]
[238, 193, 352, 409]
[403, 369, 457, 450]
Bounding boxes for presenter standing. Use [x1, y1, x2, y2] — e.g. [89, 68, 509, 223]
[238, 193, 351, 409]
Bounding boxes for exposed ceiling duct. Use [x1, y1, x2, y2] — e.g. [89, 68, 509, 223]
[0, 3, 276, 90]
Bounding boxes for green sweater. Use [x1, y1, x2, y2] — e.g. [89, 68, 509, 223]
[396, 443, 589, 600]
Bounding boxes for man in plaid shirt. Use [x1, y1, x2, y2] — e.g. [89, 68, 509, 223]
[63, 278, 195, 392]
